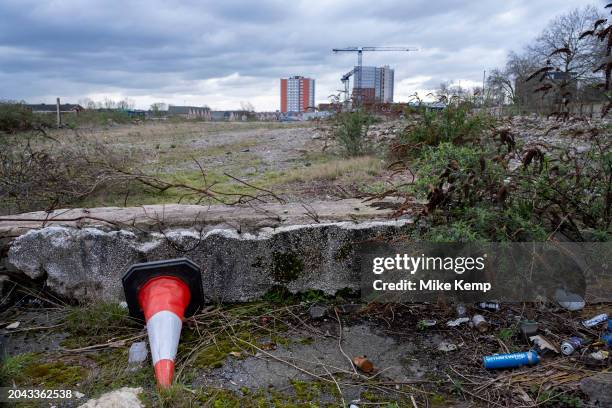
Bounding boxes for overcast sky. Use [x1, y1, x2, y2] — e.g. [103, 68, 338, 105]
[0, 0, 600, 111]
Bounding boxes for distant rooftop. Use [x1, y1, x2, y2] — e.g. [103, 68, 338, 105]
[26, 103, 83, 112]
[168, 105, 210, 114]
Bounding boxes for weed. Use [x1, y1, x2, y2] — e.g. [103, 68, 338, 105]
[397, 103, 489, 152]
[334, 110, 374, 156]
[0, 131, 138, 215]
[416, 319, 428, 330]
[261, 286, 330, 305]
[261, 285, 296, 304]
[535, 389, 584, 407]
[300, 289, 327, 303]
[0, 353, 83, 388]
[497, 327, 514, 342]
[0, 102, 49, 133]
[62, 302, 141, 348]
[393, 121, 610, 241]
[277, 156, 383, 183]
[0, 353, 37, 385]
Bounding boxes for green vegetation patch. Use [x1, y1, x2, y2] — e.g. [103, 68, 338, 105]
[1, 353, 84, 388]
[62, 302, 141, 349]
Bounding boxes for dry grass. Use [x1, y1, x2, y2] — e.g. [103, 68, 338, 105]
[279, 156, 384, 184]
[2, 121, 387, 211]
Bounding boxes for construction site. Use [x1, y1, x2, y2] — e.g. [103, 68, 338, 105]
[1, 2, 611, 408]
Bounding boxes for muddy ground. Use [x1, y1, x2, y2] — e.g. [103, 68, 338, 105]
[1, 295, 610, 407]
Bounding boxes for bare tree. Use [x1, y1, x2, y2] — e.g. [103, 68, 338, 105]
[240, 101, 255, 112]
[103, 98, 116, 109]
[435, 81, 469, 103]
[528, 5, 604, 82]
[78, 98, 96, 110]
[487, 51, 539, 104]
[486, 69, 513, 104]
[150, 102, 167, 116]
[116, 98, 134, 110]
[150, 102, 167, 111]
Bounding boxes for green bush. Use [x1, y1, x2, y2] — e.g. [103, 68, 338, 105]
[0, 102, 38, 133]
[407, 137, 609, 241]
[334, 110, 374, 156]
[399, 103, 489, 149]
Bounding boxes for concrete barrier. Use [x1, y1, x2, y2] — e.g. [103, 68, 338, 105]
[0, 199, 413, 302]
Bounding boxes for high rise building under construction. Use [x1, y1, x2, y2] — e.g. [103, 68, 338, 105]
[353, 65, 394, 104]
[280, 76, 315, 113]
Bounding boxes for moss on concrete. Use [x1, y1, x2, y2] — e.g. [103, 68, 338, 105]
[334, 242, 353, 261]
[270, 251, 304, 283]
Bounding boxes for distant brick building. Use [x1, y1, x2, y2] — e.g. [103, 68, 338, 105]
[280, 76, 315, 113]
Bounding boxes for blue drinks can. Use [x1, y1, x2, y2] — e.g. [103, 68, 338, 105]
[483, 351, 540, 369]
[602, 332, 612, 347]
[608, 319, 612, 332]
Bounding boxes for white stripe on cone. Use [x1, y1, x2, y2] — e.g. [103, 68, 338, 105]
[146, 310, 182, 365]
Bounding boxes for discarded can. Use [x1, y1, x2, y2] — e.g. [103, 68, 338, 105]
[476, 302, 500, 311]
[456, 304, 467, 317]
[520, 320, 539, 339]
[472, 314, 489, 333]
[602, 332, 612, 347]
[608, 319, 612, 332]
[561, 337, 583, 356]
[582, 313, 609, 328]
[483, 351, 540, 370]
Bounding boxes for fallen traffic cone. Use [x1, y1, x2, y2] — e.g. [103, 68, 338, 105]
[122, 258, 204, 388]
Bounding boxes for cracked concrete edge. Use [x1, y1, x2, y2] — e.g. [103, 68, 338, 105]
[3, 218, 413, 303]
[0, 198, 410, 238]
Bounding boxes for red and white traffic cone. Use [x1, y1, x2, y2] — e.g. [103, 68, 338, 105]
[122, 259, 204, 388]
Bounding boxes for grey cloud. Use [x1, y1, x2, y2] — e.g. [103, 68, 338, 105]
[0, 0, 596, 109]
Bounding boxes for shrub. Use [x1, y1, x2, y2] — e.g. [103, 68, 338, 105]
[333, 110, 374, 156]
[405, 127, 611, 241]
[397, 103, 489, 152]
[0, 102, 39, 133]
[0, 132, 138, 215]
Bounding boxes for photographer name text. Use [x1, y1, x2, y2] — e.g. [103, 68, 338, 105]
[372, 279, 492, 293]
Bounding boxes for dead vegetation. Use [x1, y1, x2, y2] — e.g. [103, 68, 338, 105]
[0, 125, 296, 215]
[0, 131, 137, 215]
[2, 286, 610, 407]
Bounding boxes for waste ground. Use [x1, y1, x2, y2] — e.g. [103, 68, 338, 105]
[1, 291, 610, 407]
